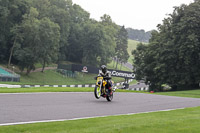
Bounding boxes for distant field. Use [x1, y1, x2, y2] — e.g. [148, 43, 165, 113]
[127, 39, 140, 63]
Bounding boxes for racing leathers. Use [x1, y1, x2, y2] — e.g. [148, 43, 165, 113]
[98, 70, 112, 95]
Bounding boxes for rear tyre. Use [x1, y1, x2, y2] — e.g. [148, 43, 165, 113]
[94, 86, 101, 99]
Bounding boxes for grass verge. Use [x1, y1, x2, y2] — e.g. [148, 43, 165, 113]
[0, 87, 141, 93]
[0, 87, 93, 93]
[154, 89, 200, 98]
[0, 106, 200, 133]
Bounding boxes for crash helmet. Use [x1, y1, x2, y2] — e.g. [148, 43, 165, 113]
[101, 65, 107, 74]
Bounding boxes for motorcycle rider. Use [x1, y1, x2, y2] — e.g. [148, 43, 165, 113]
[98, 65, 113, 95]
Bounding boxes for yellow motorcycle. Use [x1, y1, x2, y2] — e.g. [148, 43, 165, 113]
[94, 76, 115, 101]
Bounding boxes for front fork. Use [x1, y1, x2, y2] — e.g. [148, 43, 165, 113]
[99, 82, 105, 95]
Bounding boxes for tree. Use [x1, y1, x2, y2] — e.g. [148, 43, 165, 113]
[37, 17, 60, 72]
[0, 0, 30, 64]
[100, 14, 119, 65]
[13, 7, 60, 74]
[30, 0, 72, 61]
[115, 26, 129, 69]
[13, 7, 40, 74]
[0, 0, 10, 62]
[1, 0, 132, 74]
[64, 3, 90, 63]
[48, 0, 72, 61]
[126, 28, 152, 42]
[133, 1, 200, 91]
[81, 22, 105, 66]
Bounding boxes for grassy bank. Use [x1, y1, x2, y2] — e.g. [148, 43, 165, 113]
[20, 70, 97, 85]
[127, 39, 139, 63]
[107, 60, 131, 71]
[0, 106, 200, 133]
[0, 70, 125, 85]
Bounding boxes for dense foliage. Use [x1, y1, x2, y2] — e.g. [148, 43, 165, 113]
[132, 0, 200, 91]
[0, 0, 129, 74]
[126, 28, 152, 42]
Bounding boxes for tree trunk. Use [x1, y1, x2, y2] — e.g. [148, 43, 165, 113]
[26, 67, 31, 75]
[120, 62, 122, 70]
[113, 58, 115, 68]
[115, 58, 118, 69]
[42, 60, 46, 72]
[8, 37, 16, 68]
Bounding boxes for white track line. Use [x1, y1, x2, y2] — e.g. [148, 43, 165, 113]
[0, 108, 185, 126]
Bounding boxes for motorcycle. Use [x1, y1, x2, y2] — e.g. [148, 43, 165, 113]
[94, 76, 116, 101]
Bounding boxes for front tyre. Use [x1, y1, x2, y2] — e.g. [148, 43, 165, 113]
[106, 93, 113, 101]
[94, 86, 101, 99]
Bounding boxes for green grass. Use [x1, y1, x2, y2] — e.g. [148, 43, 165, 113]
[127, 39, 139, 63]
[107, 39, 140, 71]
[20, 70, 96, 85]
[34, 63, 57, 69]
[1, 61, 128, 86]
[154, 89, 200, 98]
[0, 106, 200, 133]
[0, 87, 142, 93]
[107, 60, 131, 71]
[0, 87, 94, 93]
[0, 70, 124, 85]
[117, 88, 200, 98]
[128, 79, 137, 85]
[0, 86, 139, 93]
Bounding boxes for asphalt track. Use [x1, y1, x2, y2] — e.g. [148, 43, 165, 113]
[1, 92, 200, 126]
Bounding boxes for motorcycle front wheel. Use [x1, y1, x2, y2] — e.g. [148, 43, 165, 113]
[94, 86, 101, 99]
[106, 93, 113, 101]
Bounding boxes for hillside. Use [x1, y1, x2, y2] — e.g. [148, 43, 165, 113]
[127, 39, 140, 64]
[126, 28, 152, 42]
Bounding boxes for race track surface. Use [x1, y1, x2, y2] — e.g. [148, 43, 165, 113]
[0, 92, 200, 125]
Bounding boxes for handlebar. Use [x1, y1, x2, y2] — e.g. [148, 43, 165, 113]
[94, 76, 111, 80]
[103, 77, 111, 80]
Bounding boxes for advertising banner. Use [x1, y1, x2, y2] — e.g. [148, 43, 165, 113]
[58, 64, 135, 79]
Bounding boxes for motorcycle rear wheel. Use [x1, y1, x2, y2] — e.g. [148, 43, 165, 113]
[94, 86, 101, 99]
